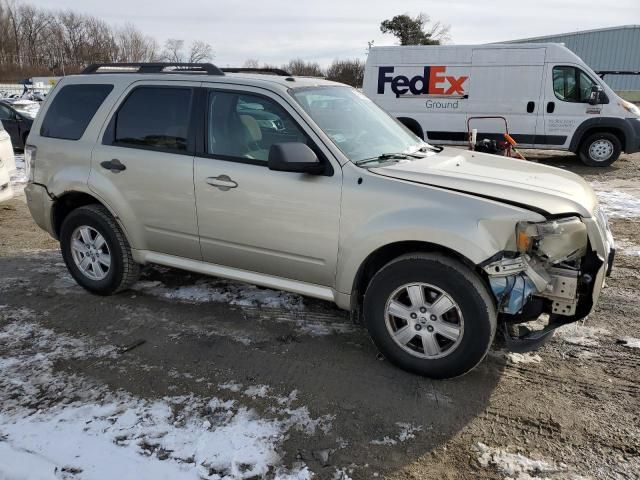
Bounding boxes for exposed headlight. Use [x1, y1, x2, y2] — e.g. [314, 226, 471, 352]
[516, 217, 588, 264]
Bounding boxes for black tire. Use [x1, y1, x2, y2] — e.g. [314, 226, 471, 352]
[60, 204, 140, 295]
[363, 253, 496, 379]
[579, 132, 621, 167]
[22, 131, 29, 148]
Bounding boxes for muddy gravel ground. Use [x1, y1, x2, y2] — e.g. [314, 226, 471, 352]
[0, 151, 639, 480]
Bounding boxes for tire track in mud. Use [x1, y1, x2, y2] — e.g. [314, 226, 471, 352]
[501, 363, 639, 397]
[478, 405, 640, 463]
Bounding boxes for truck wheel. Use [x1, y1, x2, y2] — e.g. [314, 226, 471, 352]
[579, 132, 621, 167]
[363, 253, 496, 379]
[60, 204, 140, 295]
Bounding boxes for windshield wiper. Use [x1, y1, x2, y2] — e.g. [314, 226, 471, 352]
[414, 144, 442, 153]
[355, 152, 423, 166]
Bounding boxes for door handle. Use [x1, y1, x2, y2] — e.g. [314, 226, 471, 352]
[206, 175, 238, 191]
[546, 101, 555, 114]
[100, 159, 126, 173]
[527, 101, 535, 113]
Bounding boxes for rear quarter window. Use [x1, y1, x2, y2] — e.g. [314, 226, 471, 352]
[40, 84, 113, 140]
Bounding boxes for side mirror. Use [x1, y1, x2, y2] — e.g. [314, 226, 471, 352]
[588, 85, 604, 105]
[268, 142, 324, 175]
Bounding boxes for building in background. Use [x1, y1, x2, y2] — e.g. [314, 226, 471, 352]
[505, 25, 640, 100]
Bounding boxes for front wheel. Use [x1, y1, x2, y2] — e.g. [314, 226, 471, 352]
[60, 204, 140, 295]
[363, 253, 496, 379]
[579, 132, 621, 167]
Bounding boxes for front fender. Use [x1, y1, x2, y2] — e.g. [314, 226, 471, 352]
[335, 167, 545, 294]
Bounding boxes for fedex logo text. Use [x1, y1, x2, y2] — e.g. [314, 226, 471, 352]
[377, 66, 468, 98]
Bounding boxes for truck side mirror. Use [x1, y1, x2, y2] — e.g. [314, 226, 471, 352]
[588, 85, 604, 105]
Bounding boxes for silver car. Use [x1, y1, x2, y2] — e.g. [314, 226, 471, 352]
[25, 63, 614, 378]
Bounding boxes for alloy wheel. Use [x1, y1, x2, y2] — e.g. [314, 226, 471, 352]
[70, 226, 111, 281]
[384, 282, 464, 359]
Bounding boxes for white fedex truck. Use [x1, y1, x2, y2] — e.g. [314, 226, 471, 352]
[363, 43, 640, 166]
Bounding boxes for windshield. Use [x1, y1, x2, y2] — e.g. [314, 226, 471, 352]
[290, 86, 437, 164]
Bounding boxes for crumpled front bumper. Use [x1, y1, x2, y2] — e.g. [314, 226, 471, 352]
[484, 211, 614, 327]
[585, 209, 615, 308]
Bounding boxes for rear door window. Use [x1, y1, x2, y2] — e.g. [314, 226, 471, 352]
[40, 84, 113, 140]
[111, 87, 193, 154]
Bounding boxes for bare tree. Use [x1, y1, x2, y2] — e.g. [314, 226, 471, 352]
[285, 58, 324, 77]
[0, 0, 211, 81]
[161, 38, 185, 62]
[326, 59, 365, 87]
[242, 58, 259, 68]
[188, 40, 213, 63]
[117, 23, 157, 62]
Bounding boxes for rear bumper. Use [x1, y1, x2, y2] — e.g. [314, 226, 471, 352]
[25, 182, 56, 238]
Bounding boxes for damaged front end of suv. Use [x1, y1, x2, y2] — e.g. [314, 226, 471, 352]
[482, 212, 615, 350]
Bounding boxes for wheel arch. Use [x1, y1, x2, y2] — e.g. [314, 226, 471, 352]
[349, 240, 483, 318]
[397, 117, 424, 140]
[569, 117, 629, 153]
[52, 190, 114, 238]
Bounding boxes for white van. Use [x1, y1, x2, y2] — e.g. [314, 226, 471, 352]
[363, 43, 640, 166]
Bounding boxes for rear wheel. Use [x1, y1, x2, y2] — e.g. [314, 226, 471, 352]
[579, 132, 621, 167]
[60, 204, 139, 295]
[363, 253, 496, 378]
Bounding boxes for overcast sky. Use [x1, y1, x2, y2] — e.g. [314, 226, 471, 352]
[28, 0, 640, 66]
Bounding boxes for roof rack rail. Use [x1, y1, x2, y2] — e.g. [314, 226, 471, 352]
[221, 68, 292, 76]
[81, 63, 225, 76]
[596, 70, 640, 78]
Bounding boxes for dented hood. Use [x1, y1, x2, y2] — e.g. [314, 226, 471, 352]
[369, 147, 597, 217]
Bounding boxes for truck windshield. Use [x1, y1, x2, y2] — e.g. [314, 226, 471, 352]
[290, 86, 437, 164]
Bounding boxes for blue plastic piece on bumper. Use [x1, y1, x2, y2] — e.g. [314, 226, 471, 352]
[489, 274, 537, 315]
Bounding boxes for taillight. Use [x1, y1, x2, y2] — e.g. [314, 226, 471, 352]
[25, 145, 36, 182]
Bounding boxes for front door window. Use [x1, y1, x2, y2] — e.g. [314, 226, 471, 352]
[207, 91, 307, 163]
[552, 66, 597, 103]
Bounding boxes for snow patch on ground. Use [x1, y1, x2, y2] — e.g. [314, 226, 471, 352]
[591, 184, 640, 219]
[475, 443, 588, 479]
[370, 422, 422, 446]
[133, 277, 354, 337]
[272, 314, 355, 336]
[134, 278, 305, 311]
[0, 308, 332, 479]
[10, 153, 27, 193]
[244, 384, 270, 398]
[505, 352, 543, 365]
[555, 323, 610, 347]
[611, 237, 640, 257]
[332, 468, 354, 480]
[617, 336, 640, 349]
[219, 381, 243, 393]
